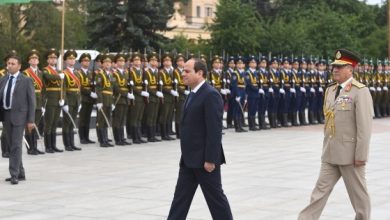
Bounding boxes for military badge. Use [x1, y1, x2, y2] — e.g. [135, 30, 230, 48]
[336, 51, 342, 59]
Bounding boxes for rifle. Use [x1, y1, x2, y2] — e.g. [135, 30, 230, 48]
[172, 69, 178, 103]
[128, 71, 135, 106]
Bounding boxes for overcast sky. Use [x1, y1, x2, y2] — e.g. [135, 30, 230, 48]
[364, 0, 384, 5]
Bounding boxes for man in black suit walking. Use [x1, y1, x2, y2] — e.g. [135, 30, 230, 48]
[167, 58, 233, 220]
[0, 55, 35, 185]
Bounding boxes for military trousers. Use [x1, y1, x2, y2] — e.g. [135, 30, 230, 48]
[79, 102, 94, 128]
[97, 106, 111, 128]
[63, 104, 78, 133]
[130, 95, 145, 127]
[145, 100, 159, 126]
[174, 98, 185, 124]
[112, 104, 128, 128]
[44, 104, 61, 134]
[298, 162, 370, 220]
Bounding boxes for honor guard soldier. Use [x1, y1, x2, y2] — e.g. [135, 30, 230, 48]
[225, 56, 236, 128]
[111, 53, 132, 146]
[257, 56, 270, 130]
[384, 60, 390, 116]
[373, 60, 384, 117]
[268, 57, 281, 128]
[62, 49, 82, 151]
[23, 49, 45, 155]
[245, 55, 260, 131]
[365, 59, 378, 117]
[42, 48, 65, 153]
[158, 52, 177, 140]
[290, 58, 301, 126]
[316, 59, 328, 124]
[279, 57, 292, 127]
[95, 53, 114, 147]
[143, 52, 162, 142]
[298, 58, 309, 125]
[173, 53, 187, 138]
[128, 52, 148, 144]
[77, 52, 97, 144]
[209, 55, 223, 93]
[307, 58, 318, 124]
[230, 56, 247, 132]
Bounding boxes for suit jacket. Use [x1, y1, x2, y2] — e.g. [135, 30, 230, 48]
[0, 73, 35, 126]
[322, 78, 373, 165]
[180, 82, 226, 168]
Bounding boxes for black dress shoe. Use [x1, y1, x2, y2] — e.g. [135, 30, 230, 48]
[36, 149, 45, 154]
[86, 139, 95, 144]
[52, 147, 64, 153]
[71, 146, 82, 151]
[45, 148, 55, 153]
[65, 146, 74, 151]
[10, 177, 18, 185]
[80, 139, 89, 144]
[28, 149, 39, 155]
[2, 152, 10, 158]
[5, 176, 25, 181]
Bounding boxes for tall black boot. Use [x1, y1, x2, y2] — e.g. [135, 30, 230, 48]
[63, 132, 73, 151]
[25, 133, 36, 155]
[241, 117, 248, 127]
[309, 111, 318, 124]
[70, 132, 81, 150]
[32, 131, 44, 154]
[282, 114, 292, 127]
[132, 126, 141, 144]
[226, 110, 233, 128]
[175, 123, 180, 139]
[44, 133, 54, 153]
[259, 115, 270, 130]
[152, 126, 161, 142]
[299, 112, 308, 125]
[79, 126, 88, 144]
[292, 112, 299, 126]
[268, 114, 274, 128]
[249, 117, 258, 131]
[97, 128, 108, 147]
[165, 123, 176, 140]
[167, 122, 176, 136]
[317, 111, 325, 124]
[103, 128, 114, 147]
[137, 126, 147, 143]
[120, 127, 132, 145]
[126, 125, 132, 139]
[238, 117, 248, 132]
[52, 133, 63, 153]
[85, 127, 95, 144]
[113, 128, 124, 145]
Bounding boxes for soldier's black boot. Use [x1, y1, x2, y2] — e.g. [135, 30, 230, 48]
[374, 105, 382, 118]
[259, 115, 270, 130]
[282, 114, 292, 127]
[165, 123, 176, 140]
[44, 133, 54, 153]
[32, 132, 44, 155]
[237, 117, 248, 132]
[175, 123, 180, 139]
[132, 126, 141, 144]
[299, 112, 308, 125]
[271, 113, 278, 128]
[51, 133, 63, 153]
[85, 127, 95, 144]
[241, 117, 248, 127]
[292, 112, 300, 126]
[309, 111, 318, 124]
[137, 126, 147, 143]
[63, 132, 73, 151]
[79, 126, 87, 144]
[226, 111, 233, 128]
[113, 128, 124, 145]
[151, 126, 161, 142]
[161, 124, 175, 140]
[167, 122, 176, 136]
[103, 128, 114, 147]
[25, 133, 37, 155]
[268, 114, 274, 128]
[70, 132, 81, 151]
[248, 117, 258, 131]
[120, 127, 132, 145]
[317, 111, 325, 124]
[97, 128, 107, 147]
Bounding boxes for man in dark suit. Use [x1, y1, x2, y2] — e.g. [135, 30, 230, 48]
[167, 58, 233, 220]
[0, 55, 35, 185]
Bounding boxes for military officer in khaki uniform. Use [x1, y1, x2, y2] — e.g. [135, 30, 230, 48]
[173, 53, 187, 139]
[23, 49, 45, 155]
[143, 52, 162, 142]
[112, 53, 132, 145]
[298, 49, 373, 220]
[77, 53, 97, 144]
[62, 49, 81, 151]
[42, 48, 65, 153]
[95, 54, 114, 147]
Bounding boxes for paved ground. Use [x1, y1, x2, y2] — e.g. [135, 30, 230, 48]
[1, 118, 390, 220]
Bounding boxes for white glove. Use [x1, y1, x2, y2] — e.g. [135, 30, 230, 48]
[111, 104, 115, 111]
[212, 80, 215, 85]
[235, 96, 241, 102]
[170, 90, 179, 97]
[319, 87, 324, 93]
[370, 87, 375, 91]
[227, 79, 231, 84]
[268, 88, 274, 93]
[59, 99, 65, 106]
[184, 90, 190, 95]
[90, 92, 98, 99]
[174, 79, 178, 84]
[383, 86, 388, 91]
[223, 79, 227, 83]
[310, 88, 316, 93]
[226, 89, 231, 94]
[78, 105, 82, 113]
[156, 91, 164, 98]
[377, 87, 382, 92]
[259, 88, 265, 94]
[144, 80, 149, 85]
[96, 103, 103, 110]
[129, 80, 134, 86]
[59, 73, 65, 79]
[62, 105, 69, 113]
[127, 93, 135, 100]
[220, 89, 227, 95]
[159, 80, 163, 85]
[41, 107, 46, 114]
[300, 87, 306, 93]
[279, 88, 285, 94]
[141, 91, 150, 97]
[290, 88, 296, 93]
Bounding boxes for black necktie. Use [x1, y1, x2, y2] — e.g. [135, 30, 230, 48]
[185, 92, 195, 109]
[5, 75, 14, 108]
[335, 85, 342, 100]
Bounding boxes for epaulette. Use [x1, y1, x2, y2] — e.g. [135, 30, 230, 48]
[351, 79, 365, 89]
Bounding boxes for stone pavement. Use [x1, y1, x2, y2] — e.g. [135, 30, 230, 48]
[1, 118, 390, 220]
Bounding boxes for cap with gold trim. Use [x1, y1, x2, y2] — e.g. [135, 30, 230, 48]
[27, 49, 40, 61]
[331, 49, 360, 67]
[79, 53, 91, 62]
[63, 49, 78, 60]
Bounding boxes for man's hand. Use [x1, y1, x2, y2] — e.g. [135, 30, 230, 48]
[26, 123, 34, 133]
[204, 162, 215, 173]
[355, 160, 366, 166]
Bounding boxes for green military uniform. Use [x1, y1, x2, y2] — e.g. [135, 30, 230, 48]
[112, 53, 131, 145]
[77, 53, 96, 144]
[128, 52, 147, 144]
[143, 52, 161, 142]
[42, 48, 64, 153]
[173, 53, 187, 139]
[22, 49, 45, 155]
[373, 60, 384, 118]
[62, 49, 82, 151]
[158, 53, 176, 141]
[384, 60, 390, 116]
[95, 54, 114, 147]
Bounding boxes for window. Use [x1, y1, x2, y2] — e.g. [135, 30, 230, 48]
[196, 6, 201, 17]
[206, 7, 213, 17]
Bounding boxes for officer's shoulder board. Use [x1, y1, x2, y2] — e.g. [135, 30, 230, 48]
[351, 79, 365, 89]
